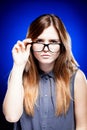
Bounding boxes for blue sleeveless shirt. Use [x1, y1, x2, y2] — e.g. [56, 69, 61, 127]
[14, 71, 77, 130]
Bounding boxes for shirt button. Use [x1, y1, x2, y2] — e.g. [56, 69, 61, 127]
[45, 111, 47, 115]
[45, 94, 47, 97]
[42, 126, 46, 130]
[45, 76, 48, 80]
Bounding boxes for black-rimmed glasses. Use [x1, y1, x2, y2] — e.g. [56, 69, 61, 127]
[31, 42, 61, 53]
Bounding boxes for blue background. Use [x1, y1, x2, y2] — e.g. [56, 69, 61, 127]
[0, 0, 87, 129]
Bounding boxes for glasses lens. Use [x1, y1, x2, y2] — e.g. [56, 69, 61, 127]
[32, 43, 44, 52]
[49, 43, 60, 52]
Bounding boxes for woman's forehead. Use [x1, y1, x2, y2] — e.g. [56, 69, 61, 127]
[37, 26, 59, 40]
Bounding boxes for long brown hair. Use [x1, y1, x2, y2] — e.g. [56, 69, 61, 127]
[23, 14, 78, 116]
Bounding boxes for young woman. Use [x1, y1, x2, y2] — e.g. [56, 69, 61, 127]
[3, 14, 87, 130]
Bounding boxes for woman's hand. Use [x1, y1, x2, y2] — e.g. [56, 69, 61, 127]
[12, 38, 32, 67]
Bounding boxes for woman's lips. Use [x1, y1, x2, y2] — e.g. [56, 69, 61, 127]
[41, 54, 50, 58]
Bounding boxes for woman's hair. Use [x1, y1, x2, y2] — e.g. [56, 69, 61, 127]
[23, 14, 78, 116]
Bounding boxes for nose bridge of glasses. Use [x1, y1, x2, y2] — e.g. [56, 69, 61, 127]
[43, 44, 49, 50]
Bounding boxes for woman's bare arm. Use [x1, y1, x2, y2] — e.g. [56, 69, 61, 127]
[3, 64, 24, 122]
[3, 39, 31, 122]
[75, 69, 87, 130]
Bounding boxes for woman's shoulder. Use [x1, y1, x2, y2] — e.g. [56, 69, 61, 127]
[74, 69, 87, 94]
[75, 69, 87, 83]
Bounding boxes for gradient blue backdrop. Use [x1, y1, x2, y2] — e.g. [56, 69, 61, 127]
[0, 0, 87, 129]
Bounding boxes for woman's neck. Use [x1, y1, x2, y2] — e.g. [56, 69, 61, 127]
[39, 63, 54, 73]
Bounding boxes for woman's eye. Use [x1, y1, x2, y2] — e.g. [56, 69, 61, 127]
[50, 41, 56, 44]
[36, 39, 43, 43]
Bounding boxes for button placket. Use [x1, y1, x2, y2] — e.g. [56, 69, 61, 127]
[40, 75, 50, 130]
[43, 76, 49, 118]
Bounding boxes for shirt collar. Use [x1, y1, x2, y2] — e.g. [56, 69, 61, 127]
[39, 69, 54, 79]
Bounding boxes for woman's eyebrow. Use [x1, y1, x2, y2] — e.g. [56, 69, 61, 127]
[36, 38, 60, 42]
[35, 38, 44, 42]
[49, 39, 60, 42]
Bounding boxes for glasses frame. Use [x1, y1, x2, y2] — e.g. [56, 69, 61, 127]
[31, 42, 61, 53]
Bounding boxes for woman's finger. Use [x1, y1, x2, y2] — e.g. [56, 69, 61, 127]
[23, 38, 32, 47]
[13, 40, 26, 53]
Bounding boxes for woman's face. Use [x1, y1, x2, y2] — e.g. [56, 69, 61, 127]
[32, 25, 61, 69]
